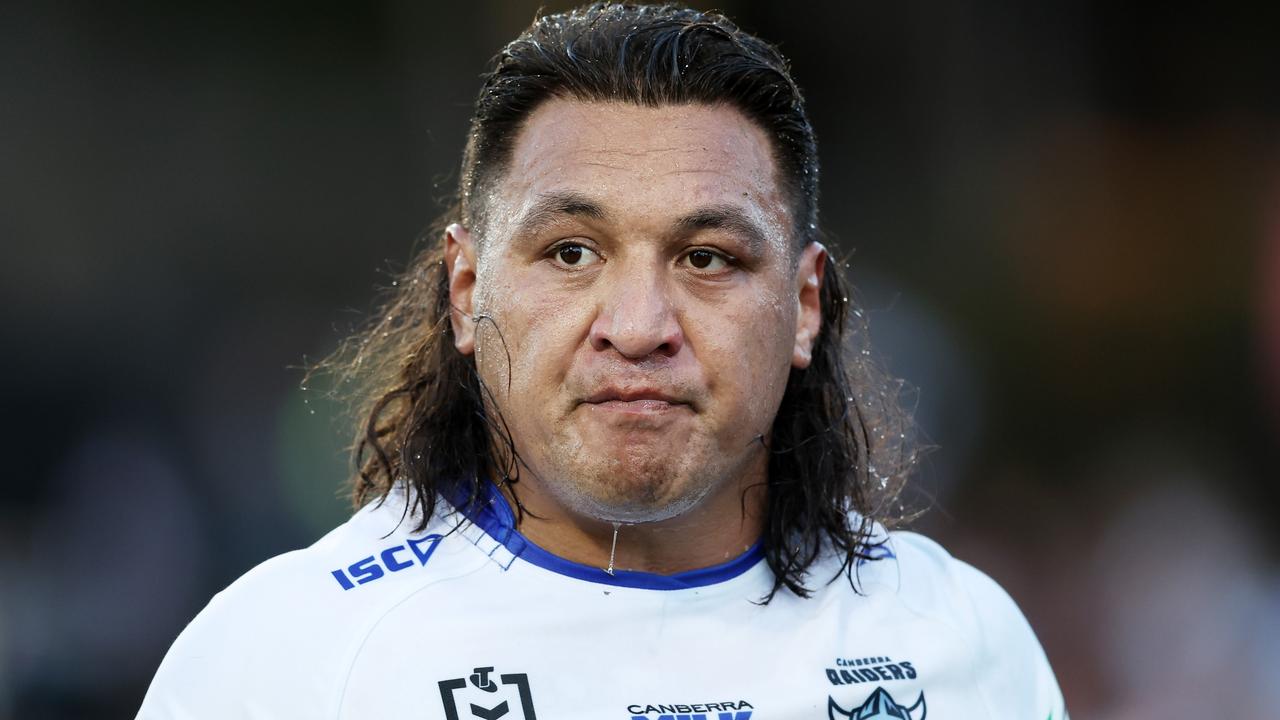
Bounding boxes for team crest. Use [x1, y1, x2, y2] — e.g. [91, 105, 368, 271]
[828, 687, 926, 720]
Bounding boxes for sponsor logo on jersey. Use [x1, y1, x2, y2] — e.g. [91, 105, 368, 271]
[825, 656, 917, 686]
[439, 666, 537, 720]
[828, 687, 926, 720]
[625, 699, 753, 720]
[329, 533, 443, 590]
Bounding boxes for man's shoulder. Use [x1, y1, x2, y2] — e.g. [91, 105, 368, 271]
[869, 530, 1065, 717]
[215, 493, 472, 603]
[879, 530, 1025, 637]
[137, 493, 489, 718]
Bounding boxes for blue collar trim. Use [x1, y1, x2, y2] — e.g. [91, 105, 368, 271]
[449, 480, 765, 591]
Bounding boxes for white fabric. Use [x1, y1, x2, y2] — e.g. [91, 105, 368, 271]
[138, 486, 1067, 720]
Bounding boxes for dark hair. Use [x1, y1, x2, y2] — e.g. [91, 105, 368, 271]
[316, 2, 918, 600]
[460, 2, 818, 248]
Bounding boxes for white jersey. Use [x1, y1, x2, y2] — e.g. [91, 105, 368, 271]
[138, 482, 1067, 720]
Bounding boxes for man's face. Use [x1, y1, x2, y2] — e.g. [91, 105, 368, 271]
[447, 99, 824, 525]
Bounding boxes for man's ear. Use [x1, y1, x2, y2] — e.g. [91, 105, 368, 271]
[792, 241, 827, 369]
[444, 223, 478, 355]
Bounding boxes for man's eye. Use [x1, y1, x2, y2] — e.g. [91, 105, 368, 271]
[551, 243, 601, 267]
[683, 249, 730, 271]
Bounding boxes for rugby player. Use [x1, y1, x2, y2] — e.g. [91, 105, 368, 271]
[139, 4, 1067, 718]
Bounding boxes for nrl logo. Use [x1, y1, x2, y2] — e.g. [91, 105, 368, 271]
[828, 687, 926, 720]
[438, 666, 538, 720]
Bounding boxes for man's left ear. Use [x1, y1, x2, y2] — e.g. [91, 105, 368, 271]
[792, 241, 827, 369]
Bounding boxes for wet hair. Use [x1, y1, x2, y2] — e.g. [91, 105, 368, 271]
[315, 2, 919, 600]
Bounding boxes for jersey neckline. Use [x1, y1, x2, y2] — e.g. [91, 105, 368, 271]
[447, 479, 766, 591]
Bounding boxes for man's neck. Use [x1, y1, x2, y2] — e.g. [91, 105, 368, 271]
[498, 475, 767, 576]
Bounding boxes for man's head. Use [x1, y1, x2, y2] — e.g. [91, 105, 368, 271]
[446, 98, 825, 527]
[442, 3, 827, 529]
[326, 2, 916, 599]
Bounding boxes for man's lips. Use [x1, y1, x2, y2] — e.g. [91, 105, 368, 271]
[580, 387, 692, 412]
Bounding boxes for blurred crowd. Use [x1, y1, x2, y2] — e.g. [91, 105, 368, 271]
[1, 2, 1276, 718]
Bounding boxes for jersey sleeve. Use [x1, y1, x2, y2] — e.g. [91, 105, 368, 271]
[951, 558, 1068, 720]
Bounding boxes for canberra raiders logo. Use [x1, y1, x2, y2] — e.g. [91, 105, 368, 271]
[828, 687, 926, 720]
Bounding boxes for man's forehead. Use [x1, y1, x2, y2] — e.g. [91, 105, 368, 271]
[512, 99, 771, 170]
[488, 98, 792, 241]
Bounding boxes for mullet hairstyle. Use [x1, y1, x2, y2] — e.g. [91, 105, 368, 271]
[317, 2, 919, 601]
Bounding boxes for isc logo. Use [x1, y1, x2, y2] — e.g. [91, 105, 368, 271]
[330, 534, 443, 590]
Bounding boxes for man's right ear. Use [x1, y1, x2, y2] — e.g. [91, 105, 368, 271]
[444, 223, 477, 355]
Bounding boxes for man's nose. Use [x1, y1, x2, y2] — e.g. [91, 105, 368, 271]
[587, 268, 684, 359]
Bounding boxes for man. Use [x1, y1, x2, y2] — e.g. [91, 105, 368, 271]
[140, 4, 1067, 718]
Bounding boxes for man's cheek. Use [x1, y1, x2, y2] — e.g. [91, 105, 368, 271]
[503, 314, 580, 400]
[735, 330, 793, 428]
[524, 295, 594, 354]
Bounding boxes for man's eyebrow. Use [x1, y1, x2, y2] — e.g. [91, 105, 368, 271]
[511, 191, 609, 239]
[673, 205, 770, 255]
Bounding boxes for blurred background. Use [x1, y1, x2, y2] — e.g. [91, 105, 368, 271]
[2, 1, 1277, 717]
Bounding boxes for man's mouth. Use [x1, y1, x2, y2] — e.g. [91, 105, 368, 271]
[580, 387, 691, 414]
[583, 387, 683, 404]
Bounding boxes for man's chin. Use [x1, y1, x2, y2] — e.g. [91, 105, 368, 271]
[571, 413, 696, 460]
[546, 463, 707, 525]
